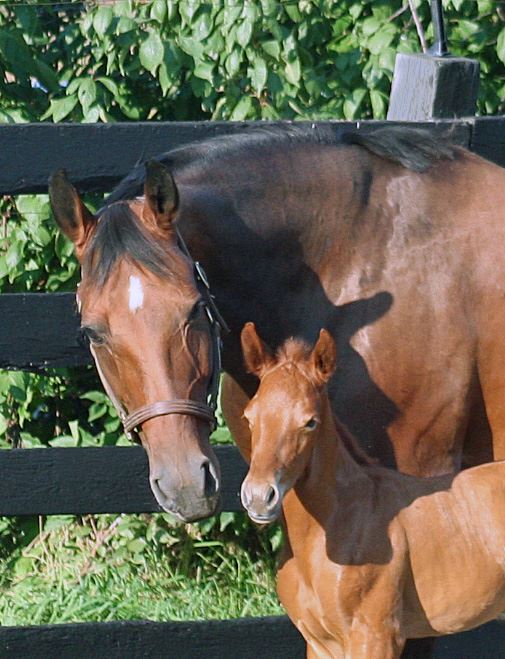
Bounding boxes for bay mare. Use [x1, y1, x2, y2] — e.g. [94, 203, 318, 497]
[50, 126, 505, 657]
[50, 125, 505, 510]
[239, 324, 505, 659]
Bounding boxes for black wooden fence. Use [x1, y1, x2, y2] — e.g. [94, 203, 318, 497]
[1, 118, 505, 658]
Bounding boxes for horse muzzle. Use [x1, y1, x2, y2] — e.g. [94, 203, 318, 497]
[150, 455, 221, 522]
[241, 478, 282, 525]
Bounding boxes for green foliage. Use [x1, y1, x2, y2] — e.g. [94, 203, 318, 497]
[0, 0, 503, 125]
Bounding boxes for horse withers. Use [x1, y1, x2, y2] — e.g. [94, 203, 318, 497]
[49, 163, 221, 522]
[240, 322, 505, 659]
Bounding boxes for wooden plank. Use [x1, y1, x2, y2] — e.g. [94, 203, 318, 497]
[1, 616, 504, 658]
[0, 616, 306, 659]
[470, 116, 505, 169]
[0, 292, 90, 370]
[0, 445, 247, 515]
[0, 120, 473, 195]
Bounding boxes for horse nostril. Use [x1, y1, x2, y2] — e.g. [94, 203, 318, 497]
[201, 460, 218, 498]
[266, 485, 278, 508]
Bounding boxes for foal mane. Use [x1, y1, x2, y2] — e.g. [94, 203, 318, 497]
[275, 338, 375, 467]
[86, 202, 173, 286]
[105, 126, 460, 205]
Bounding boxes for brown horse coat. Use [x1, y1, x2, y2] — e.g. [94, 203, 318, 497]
[51, 126, 505, 524]
[240, 324, 505, 659]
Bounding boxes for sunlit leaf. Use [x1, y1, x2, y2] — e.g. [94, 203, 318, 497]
[140, 32, 164, 74]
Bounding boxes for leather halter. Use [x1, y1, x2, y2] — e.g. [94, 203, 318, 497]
[79, 228, 228, 443]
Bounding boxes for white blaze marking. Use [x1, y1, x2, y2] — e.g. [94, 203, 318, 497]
[128, 275, 144, 312]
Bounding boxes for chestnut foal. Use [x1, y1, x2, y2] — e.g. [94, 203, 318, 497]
[240, 322, 505, 659]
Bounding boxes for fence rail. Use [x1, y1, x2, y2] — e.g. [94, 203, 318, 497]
[0, 445, 246, 515]
[2, 117, 505, 657]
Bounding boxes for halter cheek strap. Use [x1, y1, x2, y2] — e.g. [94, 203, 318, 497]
[77, 230, 228, 443]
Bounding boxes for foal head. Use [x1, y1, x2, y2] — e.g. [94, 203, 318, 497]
[49, 162, 221, 521]
[240, 323, 337, 524]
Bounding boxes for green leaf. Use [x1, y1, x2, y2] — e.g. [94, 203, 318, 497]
[69, 419, 79, 442]
[237, 19, 253, 48]
[251, 57, 267, 94]
[497, 27, 505, 65]
[193, 11, 213, 41]
[127, 537, 146, 554]
[285, 5, 302, 22]
[370, 89, 386, 118]
[225, 48, 242, 76]
[260, 0, 278, 17]
[43, 95, 79, 123]
[343, 88, 367, 120]
[83, 391, 108, 406]
[5, 243, 21, 270]
[285, 57, 301, 85]
[78, 79, 97, 112]
[261, 39, 280, 59]
[93, 6, 113, 36]
[116, 16, 136, 34]
[49, 435, 76, 447]
[150, 0, 167, 25]
[179, 0, 199, 24]
[88, 403, 108, 422]
[361, 16, 381, 38]
[367, 24, 396, 56]
[178, 36, 204, 59]
[194, 59, 214, 84]
[140, 32, 165, 74]
[97, 76, 119, 98]
[230, 95, 252, 120]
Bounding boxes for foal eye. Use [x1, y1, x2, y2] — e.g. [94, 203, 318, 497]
[304, 417, 318, 431]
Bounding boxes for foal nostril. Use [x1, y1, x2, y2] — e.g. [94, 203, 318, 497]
[201, 459, 218, 498]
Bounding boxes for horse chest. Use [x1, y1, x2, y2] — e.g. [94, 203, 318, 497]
[277, 546, 356, 644]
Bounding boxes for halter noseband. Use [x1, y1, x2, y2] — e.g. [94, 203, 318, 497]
[80, 228, 228, 443]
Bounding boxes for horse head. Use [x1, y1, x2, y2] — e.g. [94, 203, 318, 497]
[240, 322, 337, 524]
[49, 162, 221, 522]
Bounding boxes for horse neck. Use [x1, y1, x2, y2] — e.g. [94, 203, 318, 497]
[285, 392, 371, 529]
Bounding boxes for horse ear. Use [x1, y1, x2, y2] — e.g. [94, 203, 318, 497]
[241, 322, 275, 378]
[49, 169, 95, 261]
[311, 329, 337, 384]
[143, 161, 178, 233]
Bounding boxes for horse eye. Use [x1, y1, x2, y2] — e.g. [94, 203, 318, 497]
[79, 326, 105, 347]
[188, 301, 206, 323]
[304, 417, 318, 431]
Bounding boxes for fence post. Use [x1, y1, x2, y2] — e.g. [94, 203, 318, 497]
[387, 0, 480, 120]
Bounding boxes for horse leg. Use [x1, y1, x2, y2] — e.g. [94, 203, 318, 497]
[306, 639, 343, 658]
[220, 373, 252, 463]
[347, 631, 404, 659]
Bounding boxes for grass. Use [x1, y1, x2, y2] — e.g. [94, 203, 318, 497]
[0, 512, 284, 626]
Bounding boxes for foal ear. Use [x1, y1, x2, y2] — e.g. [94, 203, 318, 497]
[143, 161, 178, 233]
[49, 169, 95, 261]
[241, 322, 275, 378]
[311, 329, 337, 384]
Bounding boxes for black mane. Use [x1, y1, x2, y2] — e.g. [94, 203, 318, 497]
[105, 124, 460, 206]
[86, 203, 172, 286]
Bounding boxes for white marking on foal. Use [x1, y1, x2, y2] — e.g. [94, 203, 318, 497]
[128, 275, 144, 313]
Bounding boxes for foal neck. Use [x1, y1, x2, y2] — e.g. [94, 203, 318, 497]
[297, 393, 370, 515]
